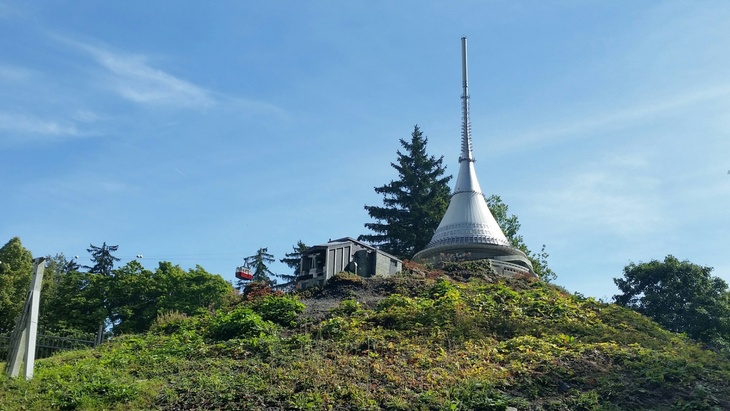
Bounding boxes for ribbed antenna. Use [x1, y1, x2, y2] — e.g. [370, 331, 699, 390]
[460, 37, 474, 163]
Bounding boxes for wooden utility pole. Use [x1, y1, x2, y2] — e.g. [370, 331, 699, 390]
[6, 257, 46, 379]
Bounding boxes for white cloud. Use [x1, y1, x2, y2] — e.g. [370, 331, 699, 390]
[494, 84, 730, 154]
[0, 2, 26, 19]
[533, 155, 664, 238]
[0, 111, 79, 138]
[59, 38, 215, 108]
[0, 64, 33, 82]
[94, 50, 214, 108]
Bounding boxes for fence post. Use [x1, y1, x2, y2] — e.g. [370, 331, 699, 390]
[5, 257, 46, 379]
[95, 323, 104, 346]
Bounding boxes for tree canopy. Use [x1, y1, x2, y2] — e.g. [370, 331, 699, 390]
[613, 255, 730, 345]
[279, 241, 308, 290]
[280, 241, 307, 277]
[241, 247, 277, 288]
[360, 125, 452, 259]
[0, 238, 235, 337]
[40, 258, 232, 336]
[486, 195, 556, 282]
[0, 237, 33, 330]
[84, 242, 120, 276]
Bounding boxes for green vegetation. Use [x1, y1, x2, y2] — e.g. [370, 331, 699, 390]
[359, 127, 554, 281]
[614, 255, 730, 348]
[486, 195, 556, 282]
[238, 247, 278, 289]
[2, 263, 729, 410]
[360, 125, 452, 259]
[0, 238, 233, 338]
[0, 237, 34, 330]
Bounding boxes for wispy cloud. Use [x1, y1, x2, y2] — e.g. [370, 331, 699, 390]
[0, 64, 33, 82]
[58, 37, 215, 108]
[494, 84, 730, 154]
[0, 111, 79, 140]
[0, 2, 26, 19]
[532, 154, 665, 238]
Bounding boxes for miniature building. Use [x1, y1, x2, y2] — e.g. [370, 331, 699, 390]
[413, 38, 534, 277]
[296, 237, 402, 289]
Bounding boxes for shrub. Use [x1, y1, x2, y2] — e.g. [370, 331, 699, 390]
[330, 298, 362, 316]
[330, 271, 366, 286]
[149, 310, 191, 335]
[250, 295, 305, 327]
[208, 306, 276, 341]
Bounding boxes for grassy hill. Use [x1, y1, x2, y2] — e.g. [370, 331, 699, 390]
[1, 260, 729, 410]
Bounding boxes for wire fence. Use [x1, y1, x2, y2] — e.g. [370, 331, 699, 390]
[0, 330, 98, 362]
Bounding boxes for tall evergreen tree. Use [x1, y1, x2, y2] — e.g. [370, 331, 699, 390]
[240, 247, 277, 289]
[360, 125, 452, 259]
[279, 241, 308, 290]
[280, 241, 308, 277]
[85, 243, 120, 276]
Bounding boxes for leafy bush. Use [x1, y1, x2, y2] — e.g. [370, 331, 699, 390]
[149, 310, 191, 335]
[330, 271, 367, 286]
[207, 306, 277, 340]
[250, 295, 305, 327]
[330, 298, 362, 316]
[3, 269, 730, 410]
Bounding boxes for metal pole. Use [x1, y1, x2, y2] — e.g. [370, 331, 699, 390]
[460, 37, 473, 163]
[6, 257, 46, 379]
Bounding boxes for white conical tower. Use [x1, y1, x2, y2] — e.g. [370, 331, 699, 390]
[413, 37, 533, 275]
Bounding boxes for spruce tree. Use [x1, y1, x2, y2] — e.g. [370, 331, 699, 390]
[280, 241, 308, 277]
[240, 247, 277, 289]
[278, 241, 308, 290]
[84, 243, 120, 276]
[360, 125, 452, 259]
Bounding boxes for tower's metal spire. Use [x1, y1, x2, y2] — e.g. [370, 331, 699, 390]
[413, 37, 533, 274]
[460, 36, 473, 164]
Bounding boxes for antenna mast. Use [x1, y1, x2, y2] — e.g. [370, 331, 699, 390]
[460, 37, 474, 163]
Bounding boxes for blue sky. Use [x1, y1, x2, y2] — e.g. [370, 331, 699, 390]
[1, 1, 728, 299]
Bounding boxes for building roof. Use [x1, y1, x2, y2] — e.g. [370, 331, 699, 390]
[305, 237, 401, 261]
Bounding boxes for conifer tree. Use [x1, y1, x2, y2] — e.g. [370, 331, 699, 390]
[84, 243, 120, 276]
[240, 247, 277, 289]
[360, 125, 452, 259]
[280, 241, 308, 277]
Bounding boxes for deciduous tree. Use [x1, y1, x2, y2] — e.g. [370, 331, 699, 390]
[0, 237, 33, 330]
[360, 125, 452, 259]
[41, 269, 106, 334]
[107, 261, 231, 334]
[486, 195, 556, 282]
[613, 255, 730, 345]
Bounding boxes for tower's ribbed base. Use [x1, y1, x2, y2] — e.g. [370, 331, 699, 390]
[413, 243, 535, 277]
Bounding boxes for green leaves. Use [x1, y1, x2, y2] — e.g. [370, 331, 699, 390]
[0, 237, 33, 330]
[40, 259, 232, 336]
[361, 125, 452, 259]
[241, 247, 277, 288]
[486, 195, 556, 282]
[613, 255, 730, 345]
[208, 306, 276, 340]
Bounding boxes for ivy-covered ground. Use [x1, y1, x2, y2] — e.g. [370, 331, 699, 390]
[1, 261, 729, 410]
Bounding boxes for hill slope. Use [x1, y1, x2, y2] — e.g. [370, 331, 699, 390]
[1, 261, 729, 410]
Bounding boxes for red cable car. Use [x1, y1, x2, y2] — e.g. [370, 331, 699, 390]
[235, 265, 253, 281]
